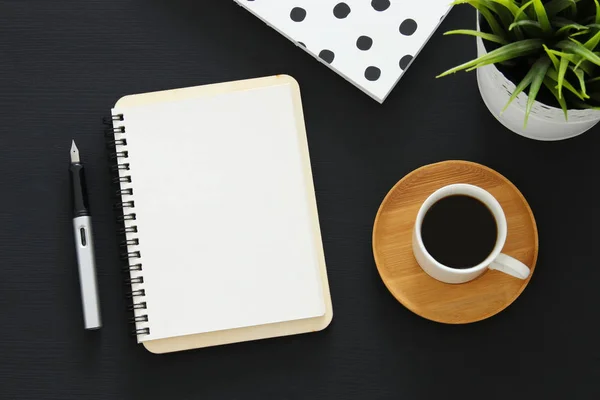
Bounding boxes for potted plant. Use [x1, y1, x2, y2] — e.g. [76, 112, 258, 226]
[438, 0, 600, 141]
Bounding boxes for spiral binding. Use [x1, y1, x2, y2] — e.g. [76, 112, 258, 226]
[104, 113, 150, 338]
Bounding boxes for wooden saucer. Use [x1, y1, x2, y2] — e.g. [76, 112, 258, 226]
[372, 161, 538, 324]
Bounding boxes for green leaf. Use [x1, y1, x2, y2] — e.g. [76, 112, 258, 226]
[509, 20, 543, 33]
[524, 57, 551, 127]
[545, 0, 579, 17]
[544, 48, 578, 62]
[573, 59, 594, 76]
[570, 66, 589, 98]
[558, 39, 600, 66]
[443, 29, 508, 45]
[532, 0, 552, 34]
[479, 7, 507, 39]
[582, 16, 596, 25]
[488, 0, 532, 38]
[486, 0, 522, 16]
[437, 39, 544, 77]
[583, 29, 600, 50]
[543, 44, 560, 69]
[546, 68, 587, 100]
[452, 0, 506, 38]
[570, 29, 593, 38]
[502, 77, 534, 114]
[595, 0, 600, 24]
[574, 57, 585, 70]
[501, 57, 550, 115]
[553, 17, 586, 28]
[515, 0, 534, 20]
[557, 56, 570, 98]
[542, 78, 569, 120]
[555, 22, 589, 36]
[482, 0, 517, 29]
[586, 76, 600, 84]
[568, 3, 577, 19]
[544, 47, 596, 75]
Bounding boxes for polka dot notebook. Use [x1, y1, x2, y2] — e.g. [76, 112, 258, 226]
[234, 0, 452, 103]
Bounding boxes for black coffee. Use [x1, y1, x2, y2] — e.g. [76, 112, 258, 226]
[421, 195, 497, 269]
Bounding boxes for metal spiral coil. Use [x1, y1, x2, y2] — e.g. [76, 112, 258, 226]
[118, 226, 138, 234]
[126, 289, 146, 298]
[116, 214, 137, 223]
[130, 315, 149, 323]
[116, 188, 133, 196]
[105, 113, 149, 338]
[121, 238, 139, 246]
[111, 163, 130, 172]
[121, 251, 141, 260]
[128, 301, 147, 311]
[104, 125, 125, 137]
[113, 175, 132, 184]
[106, 138, 127, 147]
[133, 327, 150, 336]
[114, 201, 135, 210]
[103, 114, 124, 124]
[122, 264, 143, 272]
[109, 150, 128, 159]
[125, 276, 144, 284]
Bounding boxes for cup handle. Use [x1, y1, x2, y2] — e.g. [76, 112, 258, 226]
[489, 253, 530, 280]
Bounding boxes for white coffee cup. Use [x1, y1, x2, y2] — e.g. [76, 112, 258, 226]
[412, 184, 530, 284]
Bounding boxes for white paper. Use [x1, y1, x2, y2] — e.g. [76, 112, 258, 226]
[112, 82, 326, 342]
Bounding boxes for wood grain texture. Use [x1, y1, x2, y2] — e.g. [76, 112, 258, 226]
[373, 161, 538, 324]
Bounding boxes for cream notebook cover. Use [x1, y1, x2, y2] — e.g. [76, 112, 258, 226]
[108, 76, 333, 353]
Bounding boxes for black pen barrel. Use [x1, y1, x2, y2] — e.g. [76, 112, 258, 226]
[70, 162, 90, 217]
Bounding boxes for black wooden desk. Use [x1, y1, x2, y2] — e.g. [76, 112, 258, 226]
[1, 1, 598, 398]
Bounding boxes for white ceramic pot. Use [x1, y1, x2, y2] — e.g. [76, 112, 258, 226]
[475, 16, 600, 141]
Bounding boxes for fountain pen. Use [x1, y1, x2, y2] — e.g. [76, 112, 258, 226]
[70, 140, 102, 330]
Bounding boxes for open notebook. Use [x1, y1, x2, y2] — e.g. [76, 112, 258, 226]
[106, 76, 333, 353]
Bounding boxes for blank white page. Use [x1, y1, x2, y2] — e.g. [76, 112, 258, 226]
[112, 79, 326, 342]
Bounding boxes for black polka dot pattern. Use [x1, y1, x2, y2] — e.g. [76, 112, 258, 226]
[290, 7, 306, 22]
[333, 3, 351, 19]
[238, 0, 451, 93]
[371, 0, 390, 11]
[399, 55, 414, 70]
[400, 19, 418, 35]
[365, 66, 381, 81]
[356, 36, 373, 51]
[319, 49, 335, 64]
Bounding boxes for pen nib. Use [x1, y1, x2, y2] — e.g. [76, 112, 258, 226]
[70, 140, 80, 163]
